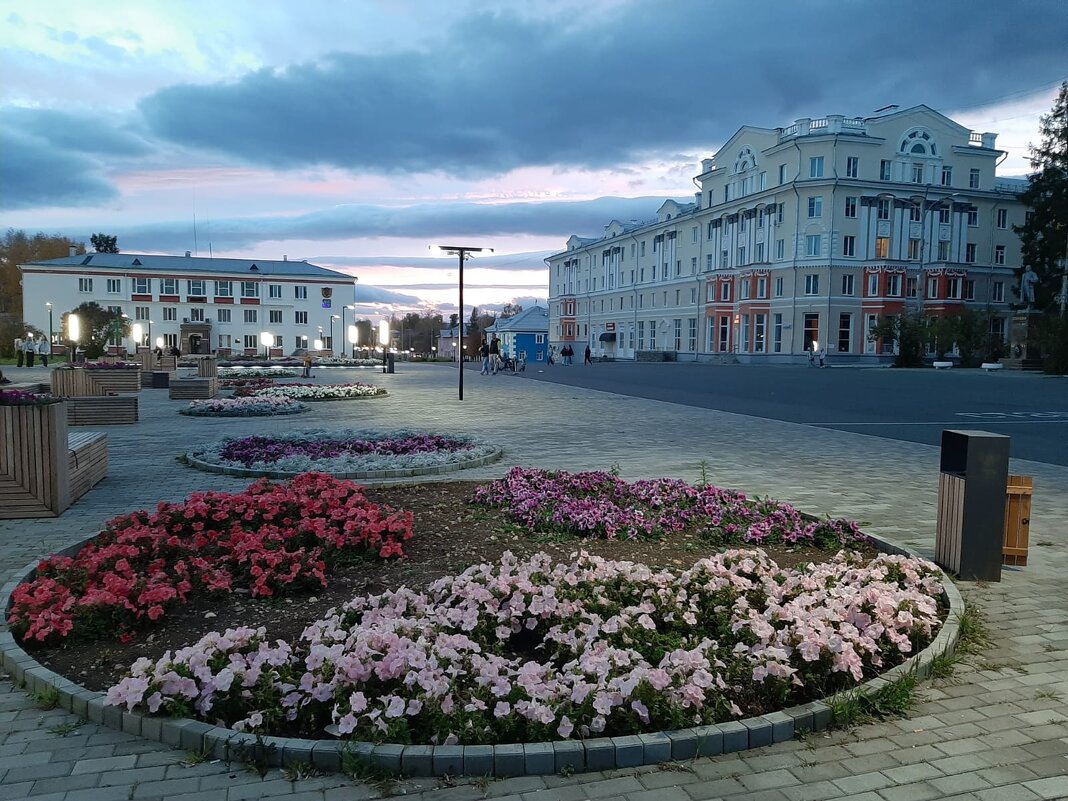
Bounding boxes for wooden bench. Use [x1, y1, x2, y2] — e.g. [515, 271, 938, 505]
[169, 378, 219, 400]
[66, 395, 139, 426]
[981, 362, 1003, 371]
[933, 361, 953, 369]
[0, 402, 107, 518]
[67, 431, 108, 501]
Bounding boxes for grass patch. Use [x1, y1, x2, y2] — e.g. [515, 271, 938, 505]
[30, 686, 60, 710]
[47, 721, 82, 736]
[281, 762, 321, 781]
[954, 602, 993, 656]
[830, 672, 920, 729]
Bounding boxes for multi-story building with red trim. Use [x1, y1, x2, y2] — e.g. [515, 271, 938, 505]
[547, 105, 1027, 363]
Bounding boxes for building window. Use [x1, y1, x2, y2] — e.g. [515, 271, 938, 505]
[992, 281, 1004, 302]
[132, 277, 150, 294]
[755, 242, 765, 262]
[842, 274, 855, 296]
[967, 208, 978, 227]
[927, 277, 939, 298]
[740, 315, 750, 352]
[776, 205, 784, 224]
[216, 309, 231, 323]
[244, 335, 258, 349]
[908, 239, 922, 260]
[737, 247, 746, 266]
[241, 281, 259, 298]
[887, 274, 902, 296]
[846, 157, 859, 178]
[757, 276, 767, 298]
[806, 235, 821, 257]
[911, 163, 924, 183]
[162, 307, 177, 321]
[808, 196, 822, 218]
[706, 254, 714, 271]
[106, 278, 121, 294]
[996, 208, 1007, 229]
[720, 282, 731, 301]
[759, 171, 767, 190]
[964, 279, 975, 301]
[969, 168, 981, 189]
[778, 164, 786, 184]
[640, 241, 646, 257]
[673, 318, 682, 351]
[941, 166, 953, 186]
[648, 321, 656, 349]
[691, 257, 697, 274]
[909, 204, 922, 222]
[637, 321, 644, 350]
[843, 236, 856, 257]
[868, 274, 879, 296]
[190, 307, 205, 322]
[877, 199, 891, 220]
[78, 277, 94, 293]
[188, 279, 206, 296]
[875, 237, 890, 258]
[773, 313, 783, 353]
[754, 314, 766, 353]
[691, 226, 699, 243]
[268, 284, 283, 299]
[965, 243, 977, 263]
[803, 313, 820, 352]
[721, 250, 729, 268]
[844, 196, 857, 218]
[215, 280, 232, 297]
[773, 276, 783, 297]
[740, 280, 750, 300]
[804, 274, 819, 295]
[688, 318, 697, 352]
[809, 156, 824, 178]
[838, 313, 852, 352]
[269, 309, 282, 324]
[294, 285, 308, 300]
[938, 240, 951, 261]
[947, 277, 962, 299]
[161, 278, 178, 295]
[906, 277, 918, 298]
[880, 160, 892, 181]
[243, 309, 257, 324]
[775, 239, 785, 260]
[135, 306, 150, 321]
[995, 245, 1006, 265]
[939, 207, 951, 224]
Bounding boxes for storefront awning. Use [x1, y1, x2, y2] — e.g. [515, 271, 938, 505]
[598, 332, 616, 342]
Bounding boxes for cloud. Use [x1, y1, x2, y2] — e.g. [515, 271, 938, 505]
[0, 124, 118, 210]
[351, 285, 422, 306]
[4, 107, 153, 157]
[90, 196, 681, 252]
[137, 2, 1068, 177]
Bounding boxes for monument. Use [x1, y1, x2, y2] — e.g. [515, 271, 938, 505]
[1002, 267, 1043, 371]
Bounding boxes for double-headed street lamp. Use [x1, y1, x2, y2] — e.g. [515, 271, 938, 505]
[329, 314, 340, 357]
[430, 244, 493, 400]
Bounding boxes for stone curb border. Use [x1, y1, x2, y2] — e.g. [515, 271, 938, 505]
[184, 445, 504, 480]
[0, 533, 962, 779]
[178, 405, 312, 418]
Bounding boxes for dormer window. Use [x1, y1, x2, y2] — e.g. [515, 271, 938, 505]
[900, 128, 937, 156]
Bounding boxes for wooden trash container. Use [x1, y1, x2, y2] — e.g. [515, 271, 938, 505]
[1003, 475, 1033, 566]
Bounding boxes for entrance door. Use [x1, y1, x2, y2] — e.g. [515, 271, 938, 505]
[803, 313, 820, 352]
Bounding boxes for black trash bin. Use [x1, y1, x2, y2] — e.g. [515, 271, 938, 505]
[934, 429, 1009, 582]
[386, 353, 395, 374]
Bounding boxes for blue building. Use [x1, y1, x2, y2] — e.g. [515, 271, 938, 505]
[485, 306, 550, 365]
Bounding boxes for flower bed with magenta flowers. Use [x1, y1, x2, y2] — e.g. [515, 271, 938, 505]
[190, 429, 497, 474]
[247, 382, 386, 401]
[219, 377, 276, 392]
[0, 389, 61, 406]
[472, 467, 865, 548]
[6, 474, 412, 645]
[217, 366, 297, 378]
[179, 396, 309, 417]
[105, 548, 944, 744]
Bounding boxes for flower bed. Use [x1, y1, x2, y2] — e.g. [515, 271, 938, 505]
[0, 389, 61, 406]
[84, 362, 141, 370]
[219, 377, 276, 391]
[472, 467, 865, 547]
[105, 548, 944, 744]
[178, 396, 309, 417]
[247, 382, 386, 401]
[217, 367, 297, 378]
[188, 430, 499, 475]
[7, 474, 412, 644]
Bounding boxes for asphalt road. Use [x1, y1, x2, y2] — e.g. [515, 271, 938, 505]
[509, 361, 1068, 466]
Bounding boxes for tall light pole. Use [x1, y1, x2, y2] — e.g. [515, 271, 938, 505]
[46, 302, 53, 346]
[430, 245, 493, 400]
[329, 314, 340, 357]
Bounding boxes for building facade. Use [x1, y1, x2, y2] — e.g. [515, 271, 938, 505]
[485, 306, 550, 365]
[547, 106, 1027, 363]
[20, 252, 358, 356]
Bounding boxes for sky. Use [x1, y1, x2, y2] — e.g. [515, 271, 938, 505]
[1, 0, 1065, 320]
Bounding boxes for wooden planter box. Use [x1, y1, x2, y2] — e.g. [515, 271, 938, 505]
[169, 378, 218, 400]
[85, 367, 141, 394]
[51, 367, 140, 396]
[66, 396, 139, 426]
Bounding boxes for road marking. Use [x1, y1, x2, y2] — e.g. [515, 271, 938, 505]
[957, 411, 1068, 419]
[813, 420, 1068, 426]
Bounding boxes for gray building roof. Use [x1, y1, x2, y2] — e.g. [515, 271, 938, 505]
[486, 306, 549, 333]
[23, 253, 354, 282]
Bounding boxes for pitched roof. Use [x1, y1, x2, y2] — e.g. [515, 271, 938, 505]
[486, 306, 549, 333]
[23, 253, 353, 282]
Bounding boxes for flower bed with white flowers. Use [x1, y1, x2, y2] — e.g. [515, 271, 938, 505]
[217, 366, 298, 378]
[186, 430, 502, 478]
[178, 396, 310, 417]
[104, 548, 944, 745]
[247, 382, 386, 401]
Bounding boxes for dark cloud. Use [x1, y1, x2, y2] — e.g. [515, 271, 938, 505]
[138, 1, 1068, 176]
[5, 108, 153, 157]
[99, 196, 678, 252]
[0, 124, 118, 210]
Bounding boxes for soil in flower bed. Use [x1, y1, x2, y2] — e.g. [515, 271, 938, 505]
[30, 481, 879, 694]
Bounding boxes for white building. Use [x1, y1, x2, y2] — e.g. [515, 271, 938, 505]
[20, 251, 358, 356]
[547, 105, 1027, 363]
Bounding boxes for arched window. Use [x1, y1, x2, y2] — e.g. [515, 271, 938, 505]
[899, 128, 937, 156]
[734, 147, 757, 174]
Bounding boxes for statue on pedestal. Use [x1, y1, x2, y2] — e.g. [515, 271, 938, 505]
[1020, 267, 1039, 307]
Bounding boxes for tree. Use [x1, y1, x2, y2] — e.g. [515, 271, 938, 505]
[499, 303, 523, 319]
[869, 312, 927, 367]
[0, 319, 46, 358]
[0, 229, 86, 317]
[1013, 81, 1068, 312]
[63, 302, 128, 359]
[90, 233, 119, 253]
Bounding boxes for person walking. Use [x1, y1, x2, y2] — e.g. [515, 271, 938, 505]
[23, 336, 36, 368]
[15, 337, 24, 368]
[38, 338, 49, 368]
[301, 352, 313, 378]
[479, 339, 490, 375]
[547, 344, 555, 365]
[489, 335, 501, 375]
[818, 347, 826, 368]
[584, 344, 592, 365]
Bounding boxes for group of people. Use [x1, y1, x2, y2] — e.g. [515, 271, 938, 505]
[479, 335, 502, 375]
[13, 336, 51, 368]
[547, 344, 592, 365]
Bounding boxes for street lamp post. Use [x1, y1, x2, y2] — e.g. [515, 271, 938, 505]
[378, 319, 389, 373]
[348, 324, 359, 358]
[329, 315, 340, 357]
[259, 331, 272, 361]
[430, 244, 493, 400]
[68, 313, 80, 368]
[46, 302, 53, 348]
